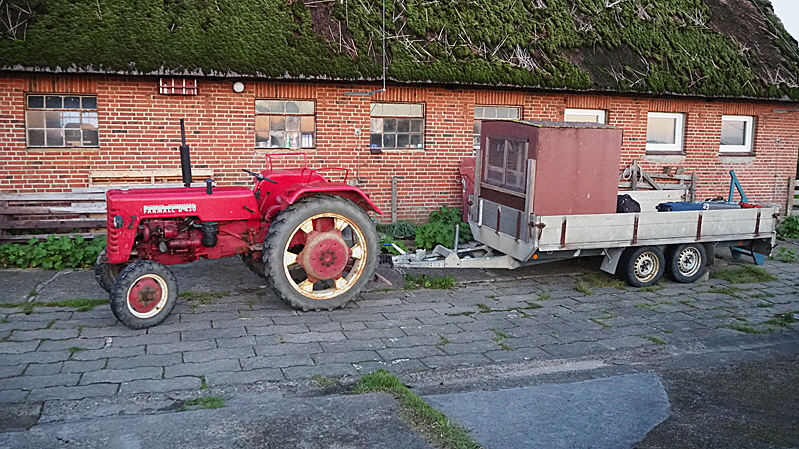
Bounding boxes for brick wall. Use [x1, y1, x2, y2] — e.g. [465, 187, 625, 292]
[1, 73, 798, 222]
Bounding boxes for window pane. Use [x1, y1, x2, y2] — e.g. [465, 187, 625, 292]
[270, 101, 285, 113]
[284, 101, 299, 114]
[565, 114, 598, 123]
[370, 118, 383, 133]
[81, 97, 97, 110]
[370, 103, 383, 116]
[474, 107, 484, 119]
[82, 112, 98, 127]
[45, 96, 62, 109]
[409, 104, 423, 117]
[26, 111, 44, 128]
[410, 119, 422, 133]
[383, 134, 396, 148]
[46, 129, 64, 146]
[397, 119, 410, 133]
[255, 116, 270, 132]
[45, 111, 62, 128]
[270, 116, 285, 131]
[397, 134, 410, 148]
[63, 111, 81, 127]
[370, 134, 382, 147]
[64, 97, 81, 109]
[474, 120, 481, 136]
[647, 117, 676, 144]
[383, 118, 397, 133]
[508, 108, 520, 119]
[65, 129, 82, 146]
[410, 135, 423, 148]
[270, 131, 286, 147]
[285, 116, 301, 132]
[301, 116, 314, 132]
[301, 133, 314, 148]
[286, 131, 301, 148]
[28, 129, 44, 146]
[255, 131, 270, 147]
[381, 104, 401, 116]
[255, 100, 271, 113]
[298, 101, 314, 114]
[28, 96, 44, 108]
[82, 129, 99, 146]
[496, 108, 509, 119]
[721, 120, 746, 146]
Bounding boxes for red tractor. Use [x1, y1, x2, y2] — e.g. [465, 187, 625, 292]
[94, 120, 381, 329]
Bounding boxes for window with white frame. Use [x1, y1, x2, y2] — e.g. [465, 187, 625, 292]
[474, 106, 521, 150]
[255, 100, 315, 149]
[646, 112, 685, 153]
[370, 103, 424, 149]
[564, 108, 606, 124]
[26, 95, 99, 148]
[720, 115, 754, 153]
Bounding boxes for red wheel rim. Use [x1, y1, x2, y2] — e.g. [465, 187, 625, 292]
[126, 274, 169, 319]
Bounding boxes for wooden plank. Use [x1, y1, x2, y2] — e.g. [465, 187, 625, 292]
[89, 169, 214, 177]
[0, 232, 103, 242]
[0, 193, 106, 201]
[0, 218, 107, 230]
[0, 204, 107, 215]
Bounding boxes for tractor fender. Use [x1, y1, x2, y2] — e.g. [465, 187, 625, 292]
[284, 185, 383, 216]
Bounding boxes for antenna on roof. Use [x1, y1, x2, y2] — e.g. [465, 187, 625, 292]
[344, 0, 386, 96]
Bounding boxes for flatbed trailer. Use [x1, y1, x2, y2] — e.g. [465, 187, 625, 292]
[392, 120, 777, 287]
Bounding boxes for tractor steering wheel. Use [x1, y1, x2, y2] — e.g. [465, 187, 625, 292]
[242, 169, 279, 184]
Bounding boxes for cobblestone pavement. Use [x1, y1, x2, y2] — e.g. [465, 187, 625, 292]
[1, 245, 798, 407]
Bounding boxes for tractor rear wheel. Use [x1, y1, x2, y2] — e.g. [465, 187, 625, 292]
[241, 253, 266, 278]
[110, 261, 178, 329]
[263, 195, 379, 311]
[94, 248, 127, 293]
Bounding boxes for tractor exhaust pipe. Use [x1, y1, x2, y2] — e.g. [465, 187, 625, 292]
[178, 119, 193, 188]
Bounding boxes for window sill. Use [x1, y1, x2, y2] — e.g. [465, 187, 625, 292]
[368, 147, 425, 152]
[718, 152, 755, 157]
[27, 147, 99, 152]
[644, 151, 686, 156]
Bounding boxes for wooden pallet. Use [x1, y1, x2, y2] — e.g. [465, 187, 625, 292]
[0, 192, 107, 242]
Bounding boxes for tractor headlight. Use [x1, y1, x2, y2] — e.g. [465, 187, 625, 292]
[113, 215, 124, 229]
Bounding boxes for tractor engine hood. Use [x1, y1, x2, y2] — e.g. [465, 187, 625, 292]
[106, 186, 258, 222]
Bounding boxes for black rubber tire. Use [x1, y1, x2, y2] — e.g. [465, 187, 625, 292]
[241, 253, 266, 278]
[94, 248, 127, 293]
[110, 260, 179, 329]
[263, 195, 379, 311]
[666, 243, 707, 283]
[619, 246, 665, 287]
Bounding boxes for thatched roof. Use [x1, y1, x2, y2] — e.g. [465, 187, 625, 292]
[1, 0, 797, 100]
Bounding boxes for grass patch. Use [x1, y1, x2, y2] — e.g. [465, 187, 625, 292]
[574, 281, 593, 296]
[0, 299, 108, 313]
[679, 300, 699, 309]
[582, 272, 627, 290]
[404, 274, 457, 290]
[710, 266, 777, 284]
[635, 300, 674, 308]
[435, 334, 451, 348]
[199, 375, 210, 390]
[491, 328, 512, 351]
[756, 302, 774, 308]
[642, 335, 668, 345]
[638, 282, 665, 293]
[68, 347, 86, 354]
[763, 312, 799, 328]
[311, 375, 337, 388]
[447, 301, 541, 318]
[717, 323, 775, 334]
[355, 370, 480, 449]
[181, 396, 226, 411]
[702, 285, 745, 298]
[750, 292, 775, 299]
[179, 291, 230, 305]
[536, 293, 552, 301]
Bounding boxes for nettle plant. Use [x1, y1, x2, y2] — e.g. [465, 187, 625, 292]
[415, 206, 472, 250]
[0, 236, 106, 270]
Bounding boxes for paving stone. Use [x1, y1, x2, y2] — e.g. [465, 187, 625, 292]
[0, 340, 41, 354]
[483, 346, 550, 362]
[2, 351, 71, 366]
[282, 331, 347, 344]
[253, 341, 323, 357]
[0, 373, 80, 390]
[271, 314, 330, 325]
[0, 364, 26, 379]
[179, 311, 241, 323]
[183, 346, 255, 363]
[9, 328, 78, 341]
[164, 359, 242, 378]
[81, 367, 163, 385]
[343, 327, 406, 340]
[401, 324, 463, 336]
[28, 383, 119, 402]
[540, 341, 607, 358]
[38, 338, 106, 352]
[76, 326, 146, 338]
[205, 369, 283, 386]
[318, 340, 384, 353]
[146, 340, 216, 355]
[24, 362, 63, 376]
[441, 341, 505, 355]
[181, 326, 247, 342]
[241, 354, 314, 370]
[106, 353, 182, 370]
[353, 359, 428, 374]
[62, 360, 107, 373]
[597, 336, 651, 350]
[282, 363, 358, 379]
[421, 353, 492, 369]
[311, 350, 382, 365]
[119, 376, 202, 394]
[71, 346, 145, 361]
[380, 335, 440, 348]
[109, 332, 181, 348]
[216, 336, 257, 348]
[5, 311, 73, 322]
[377, 345, 446, 361]
[244, 324, 309, 335]
[0, 390, 28, 403]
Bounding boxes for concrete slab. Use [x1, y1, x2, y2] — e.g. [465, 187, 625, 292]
[424, 373, 670, 449]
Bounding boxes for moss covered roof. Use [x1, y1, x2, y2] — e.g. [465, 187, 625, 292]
[1, 0, 798, 100]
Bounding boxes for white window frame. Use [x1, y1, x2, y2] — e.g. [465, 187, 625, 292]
[370, 102, 425, 150]
[254, 100, 316, 149]
[719, 115, 754, 154]
[564, 108, 606, 124]
[25, 94, 99, 148]
[646, 112, 685, 153]
[474, 106, 522, 150]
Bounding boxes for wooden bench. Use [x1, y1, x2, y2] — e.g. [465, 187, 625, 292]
[0, 192, 108, 242]
[88, 168, 214, 186]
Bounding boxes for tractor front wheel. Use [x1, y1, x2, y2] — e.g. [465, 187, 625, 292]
[263, 195, 379, 311]
[94, 248, 127, 293]
[110, 261, 178, 329]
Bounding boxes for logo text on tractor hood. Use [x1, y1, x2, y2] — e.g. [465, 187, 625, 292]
[143, 203, 198, 214]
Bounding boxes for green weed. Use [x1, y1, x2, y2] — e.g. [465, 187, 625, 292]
[710, 266, 777, 284]
[582, 272, 627, 290]
[643, 335, 668, 345]
[574, 281, 593, 295]
[772, 247, 799, 263]
[404, 274, 456, 290]
[0, 236, 106, 270]
[179, 291, 230, 305]
[181, 396, 225, 411]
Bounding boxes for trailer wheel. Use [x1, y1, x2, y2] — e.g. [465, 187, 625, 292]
[94, 248, 127, 293]
[620, 246, 665, 287]
[241, 253, 265, 278]
[666, 243, 707, 283]
[110, 261, 178, 329]
[263, 195, 378, 311]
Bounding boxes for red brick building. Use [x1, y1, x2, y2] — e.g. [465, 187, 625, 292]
[2, 1, 799, 222]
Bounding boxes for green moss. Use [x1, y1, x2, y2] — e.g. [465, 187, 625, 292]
[0, 0, 797, 99]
